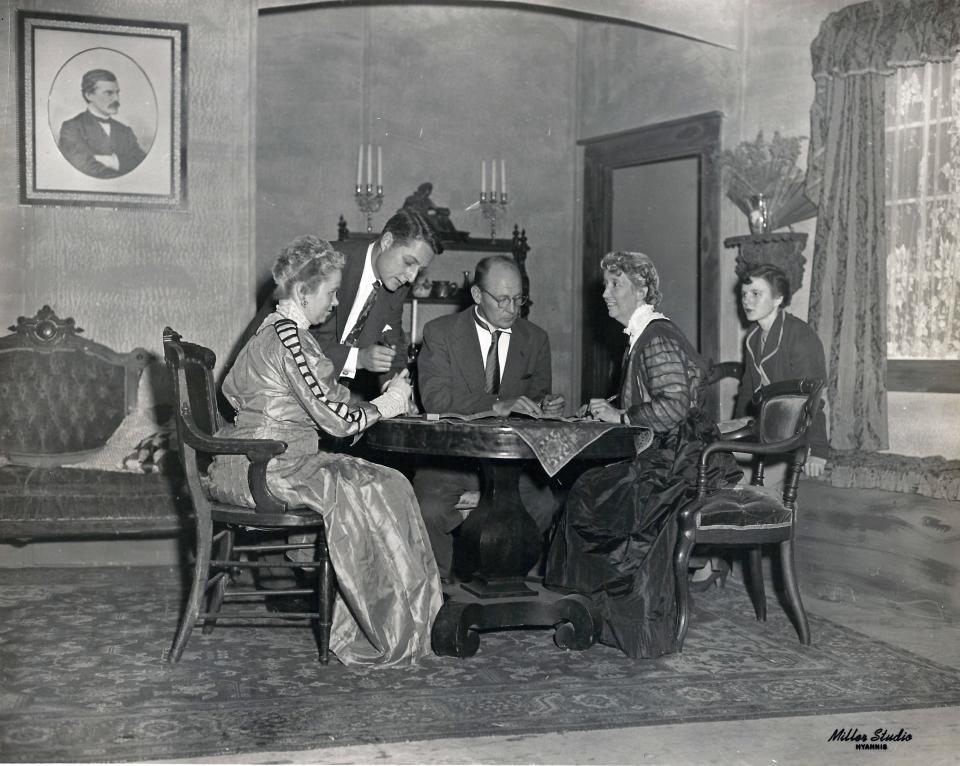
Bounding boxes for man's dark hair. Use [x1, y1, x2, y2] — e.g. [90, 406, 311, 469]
[473, 255, 520, 288]
[81, 69, 117, 100]
[740, 263, 792, 307]
[380, 209, 444, 255]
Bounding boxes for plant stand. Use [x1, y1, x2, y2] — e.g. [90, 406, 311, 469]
[724, 232, 808, 291]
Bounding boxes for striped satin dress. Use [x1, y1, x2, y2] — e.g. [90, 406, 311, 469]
[206, 312, 442, 666]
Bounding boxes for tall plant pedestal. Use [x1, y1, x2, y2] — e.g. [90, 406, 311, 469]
[725, 232, 808, 292]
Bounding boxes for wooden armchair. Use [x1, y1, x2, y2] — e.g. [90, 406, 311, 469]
[674, 377, 824, 651]
[706, 360, 743, 386]
[163, 328, 335, 663]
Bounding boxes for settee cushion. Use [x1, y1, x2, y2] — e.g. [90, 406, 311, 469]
[0, 465, 191, 540]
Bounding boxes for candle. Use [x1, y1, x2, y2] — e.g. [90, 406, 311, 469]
[356, 145, 363, 187]
[481, 161, 486, 195]
[366, 144, 372, 187]
[491, 160, 497, 195]
[411, 299, 418, 345]
[500, 159, 506, 197]
[377, 146, 382, 188]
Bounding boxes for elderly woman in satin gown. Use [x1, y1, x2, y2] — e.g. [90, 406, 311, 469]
[206, 234, 443, 666]
[545, 251, 740, 659]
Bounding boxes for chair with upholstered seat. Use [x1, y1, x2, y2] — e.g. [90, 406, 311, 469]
[163, 328, 335, 663]
[674, 377, 824, 651]
[686, 360, 745, 582]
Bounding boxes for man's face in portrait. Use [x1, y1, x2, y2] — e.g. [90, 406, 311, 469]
[86, 79, 121, 117]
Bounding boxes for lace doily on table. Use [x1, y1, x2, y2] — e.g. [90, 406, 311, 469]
[509, 420, 653, 477]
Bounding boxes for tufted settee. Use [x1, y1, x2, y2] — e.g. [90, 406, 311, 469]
[0, 306, 192, 542]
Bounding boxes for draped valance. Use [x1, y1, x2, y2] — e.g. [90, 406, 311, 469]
[807, 0, 959, 205]
[811, 0, 959, 79]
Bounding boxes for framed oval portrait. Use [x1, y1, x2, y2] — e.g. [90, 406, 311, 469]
[18, 11, 186, 208]
[48, 47, 159, 179]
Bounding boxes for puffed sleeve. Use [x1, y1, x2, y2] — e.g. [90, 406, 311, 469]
[625, 334, 694, 433]
[273, 319, 381, 438]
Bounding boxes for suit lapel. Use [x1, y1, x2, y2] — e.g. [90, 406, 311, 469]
[81, 112, 112, 154]
[363, 282, 402, 342]
[454, 309, 487, 394]
[335, 242, 368, 341]
[500, 320, 529, 394]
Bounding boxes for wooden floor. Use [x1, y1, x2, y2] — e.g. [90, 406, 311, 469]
[175, 478, 960, 765]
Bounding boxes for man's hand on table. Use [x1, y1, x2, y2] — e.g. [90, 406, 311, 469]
[540, 393, 565, 417]
[492, 395, 543, 418]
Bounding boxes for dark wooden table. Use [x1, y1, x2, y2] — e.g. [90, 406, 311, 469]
[367, 416, 645, 657]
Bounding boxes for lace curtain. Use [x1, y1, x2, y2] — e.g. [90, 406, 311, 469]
[885, 57, 960, 360]
[805, 0, 960, 451]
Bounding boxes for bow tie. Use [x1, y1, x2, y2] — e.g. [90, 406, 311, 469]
[92, 115, 112, 124]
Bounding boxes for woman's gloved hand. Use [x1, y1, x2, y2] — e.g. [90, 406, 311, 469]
[371, 370, 413, 419]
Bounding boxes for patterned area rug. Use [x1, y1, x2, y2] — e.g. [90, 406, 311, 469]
[2, 567, 960, 763]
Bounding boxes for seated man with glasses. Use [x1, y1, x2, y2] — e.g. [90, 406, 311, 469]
[414, 255, 566, 580]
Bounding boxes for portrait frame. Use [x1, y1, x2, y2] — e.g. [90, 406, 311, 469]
[17, 11, 187, 209]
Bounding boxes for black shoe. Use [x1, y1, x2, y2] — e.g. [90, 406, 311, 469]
[689, 558, 730, 592]
[264, 594, 315, 614]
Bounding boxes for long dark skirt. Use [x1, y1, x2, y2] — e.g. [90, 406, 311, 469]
[545, 413, 740, 659]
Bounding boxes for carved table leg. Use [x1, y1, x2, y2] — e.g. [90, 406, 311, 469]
[431, 582, 601, 658]
[454, 458, 541, 596]
[431, 458, 600, 657]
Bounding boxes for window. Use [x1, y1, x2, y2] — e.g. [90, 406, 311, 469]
[884, 56, 959, 392]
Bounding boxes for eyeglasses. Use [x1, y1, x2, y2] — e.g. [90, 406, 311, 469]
[479, 285, 529, 309]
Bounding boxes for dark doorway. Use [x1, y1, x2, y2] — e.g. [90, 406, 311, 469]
[579, 112, 723, 414]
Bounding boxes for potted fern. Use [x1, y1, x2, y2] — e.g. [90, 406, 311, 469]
[721, 131, 816, 233]
[721, 131, 817, 290]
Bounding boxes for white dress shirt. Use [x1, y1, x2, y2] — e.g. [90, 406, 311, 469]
[338, 242, 381, 379]
[473, 307, 512, 387]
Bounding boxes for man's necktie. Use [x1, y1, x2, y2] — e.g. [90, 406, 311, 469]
[343, 280, 380, 347]
[475, 315, 501, 395]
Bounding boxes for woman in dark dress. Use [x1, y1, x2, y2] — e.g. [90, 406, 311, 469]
[736, 262, 828, 475]
[545, 251, 739, 659]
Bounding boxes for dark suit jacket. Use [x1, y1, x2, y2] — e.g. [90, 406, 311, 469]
[735, 310, 829, 458]
[308, 238, 409, 397]
[417, 307, 552, 414]
[59, 111, 146, 178]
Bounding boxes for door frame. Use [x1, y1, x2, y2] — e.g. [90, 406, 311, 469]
[578, 111, 723, 411]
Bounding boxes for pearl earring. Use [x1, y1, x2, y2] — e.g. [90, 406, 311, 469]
[301, 298, 308, 307]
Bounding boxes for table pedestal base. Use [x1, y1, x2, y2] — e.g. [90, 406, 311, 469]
[431, 580, 600, 658]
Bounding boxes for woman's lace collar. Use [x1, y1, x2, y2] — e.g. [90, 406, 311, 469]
[276, 298, 311, 329]
[624, 303, 667, 351]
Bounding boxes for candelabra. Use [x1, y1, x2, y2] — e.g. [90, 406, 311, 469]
[355, 184, 384, 233]
[479, 192, 508, 241]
